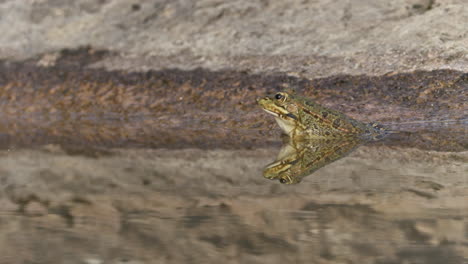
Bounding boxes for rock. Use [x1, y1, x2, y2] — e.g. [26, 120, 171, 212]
[0, 0, 466, 77]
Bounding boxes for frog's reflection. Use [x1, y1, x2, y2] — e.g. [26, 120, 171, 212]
[258, 91, 388, 184]
[264, 136, 362, 184]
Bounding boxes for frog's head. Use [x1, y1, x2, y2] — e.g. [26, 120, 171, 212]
[257, 92, 301, 135]
[263, 160, 301, 184]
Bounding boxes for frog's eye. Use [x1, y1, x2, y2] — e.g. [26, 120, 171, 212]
[275, 93, 284, 100]
[279, 178, 289, 184]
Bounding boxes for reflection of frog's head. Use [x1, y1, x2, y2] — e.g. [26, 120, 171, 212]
[263, 160, 301, 184]
[262, 138, 305, 185]
[257, 92, 302, 135]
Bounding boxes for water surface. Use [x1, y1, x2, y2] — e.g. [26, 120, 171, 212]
[0, 59, 466, 263]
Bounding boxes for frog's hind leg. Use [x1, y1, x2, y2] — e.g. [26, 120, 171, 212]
[361, 122, 394, 141]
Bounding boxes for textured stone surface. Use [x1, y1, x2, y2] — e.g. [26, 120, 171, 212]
[0, 0, 467, 77]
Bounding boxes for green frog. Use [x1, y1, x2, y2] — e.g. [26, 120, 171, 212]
[257, 91, 388, 184]
[257, 91, 387, 140]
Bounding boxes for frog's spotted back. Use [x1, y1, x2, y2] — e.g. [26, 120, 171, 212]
[258, 91, 389, 141]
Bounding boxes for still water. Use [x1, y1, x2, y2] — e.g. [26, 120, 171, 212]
[0, 64, 466, 263]
[0, 128, 466, 264]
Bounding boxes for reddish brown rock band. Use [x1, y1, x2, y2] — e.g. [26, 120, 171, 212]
[0, 58, 466, 151]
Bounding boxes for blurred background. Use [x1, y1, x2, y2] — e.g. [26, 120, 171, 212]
[0, 1, 466, 263]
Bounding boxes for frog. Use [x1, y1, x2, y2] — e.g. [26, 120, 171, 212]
[257, 91, 389, 184]
[263, 136, 362, 184]
[257, 91, 387, 140]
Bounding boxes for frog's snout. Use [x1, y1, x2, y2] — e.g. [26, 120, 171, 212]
[256, 96, 271, 102]
[256, 96, 268, 105]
